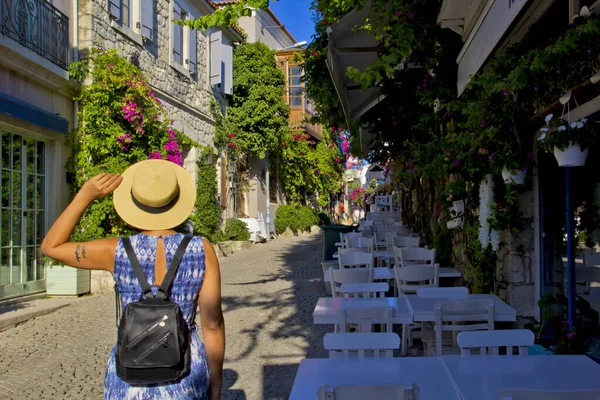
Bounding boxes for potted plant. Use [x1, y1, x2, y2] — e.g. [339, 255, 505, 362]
[538, 114, 595, 167]
[525, 293, 599, 355]
[490, 146, 533, 185]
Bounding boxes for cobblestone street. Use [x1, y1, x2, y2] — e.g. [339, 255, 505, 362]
[0, 233, 329, 400]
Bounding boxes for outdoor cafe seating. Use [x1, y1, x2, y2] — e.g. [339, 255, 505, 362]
[292, 210, 600, 399]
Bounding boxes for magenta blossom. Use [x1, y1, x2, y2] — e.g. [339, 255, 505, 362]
[480, 119, 488, 128]
[148, 151, 162, 160]
[567, 333, 574, 339]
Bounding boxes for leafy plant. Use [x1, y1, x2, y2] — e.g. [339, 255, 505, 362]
[221, 218, 251, 241]
[274, 205, 320, 234]
[525, 293, 599, 354]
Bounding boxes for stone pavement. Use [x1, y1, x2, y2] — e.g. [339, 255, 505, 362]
[0, 233, 330, 399]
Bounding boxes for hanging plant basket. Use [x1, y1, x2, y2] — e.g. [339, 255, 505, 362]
[446, 200, 464, 229]
[553, 143, 588, 167]
[501, 167, 527, 185]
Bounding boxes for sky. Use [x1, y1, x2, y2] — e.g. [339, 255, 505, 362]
[268, 0, 316, 43]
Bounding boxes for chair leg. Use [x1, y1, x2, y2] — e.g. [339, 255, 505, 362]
[401, 324, 407, 356]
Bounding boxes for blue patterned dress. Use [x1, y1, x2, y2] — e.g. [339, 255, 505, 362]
[104, 233, 210, 399]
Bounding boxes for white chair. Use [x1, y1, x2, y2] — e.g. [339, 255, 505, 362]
[340, 231, 362, 245]
[346, 236, 375, 252]
[341, 282, 389, 299]
[395, 247, 435, 267]
[318, 382, 418, 400]
[330, 269, 372, 298]
[458, 329, 534, 357]
[498, 389, 600, 400]
[323, 332, 400, 359]
[424, 299, 495, 356]
[417, 287, 468, 299]
[338, 248, 374, 271]
[394, 265, 439, 350]
[336, 306, 394, 333]
[389, 235, 420, 249]
[393, 265, 439, 295]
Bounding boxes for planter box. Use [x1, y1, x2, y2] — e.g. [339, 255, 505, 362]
[46, 265, 90, 296]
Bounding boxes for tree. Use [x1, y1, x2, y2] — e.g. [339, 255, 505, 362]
[214, 42, 289, 159]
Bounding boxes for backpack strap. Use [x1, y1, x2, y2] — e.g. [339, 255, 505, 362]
[159, 235, 193, 294]
[122, 237, 153, 296]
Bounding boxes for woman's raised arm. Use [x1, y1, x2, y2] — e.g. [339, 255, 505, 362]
[41, 173, 123, 272]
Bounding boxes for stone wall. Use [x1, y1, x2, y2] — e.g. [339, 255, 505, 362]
[78, 0, 218, 149]
[450, 190, 537, 327]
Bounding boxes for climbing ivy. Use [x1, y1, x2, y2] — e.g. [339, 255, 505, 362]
[189, 149, 222, 241]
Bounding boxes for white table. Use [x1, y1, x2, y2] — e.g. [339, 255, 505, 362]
[439, 267, 461, 278]
[290, 357, 461, 400]
[313, 297, 412, 325]
[405, 294, 516, 322]
[442, 355, 600, 400]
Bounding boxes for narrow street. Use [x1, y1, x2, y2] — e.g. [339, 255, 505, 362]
[0, 233, 329, 400]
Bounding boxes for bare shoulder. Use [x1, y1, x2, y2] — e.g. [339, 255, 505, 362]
[202, 238, 217, 258]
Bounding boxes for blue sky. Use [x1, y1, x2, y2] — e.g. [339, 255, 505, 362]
[269, 0, 316, 43]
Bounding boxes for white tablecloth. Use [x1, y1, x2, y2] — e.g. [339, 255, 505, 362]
[442, 355, 600, 400]
[290, 357, 461, 400]
[405, 294, 516, 322]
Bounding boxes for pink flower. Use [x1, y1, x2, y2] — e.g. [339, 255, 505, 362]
[480, 119, 488, 128]
[228, 133, 235, 138]
[335, 158, 340, 163]
[166, 153, 183, 166]
[567, 333, 574, 339]
[164, 140, 179, 153]
[148, 151, 162, 160]
[228, 143, 235, 148]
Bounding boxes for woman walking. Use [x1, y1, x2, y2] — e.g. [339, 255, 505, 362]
[41, 159, 225, 399]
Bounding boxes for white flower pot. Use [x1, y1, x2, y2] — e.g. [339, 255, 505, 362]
[502, 167, 527, 184]
[446, 200, 464, 229]
[553, 143, 588, 167]
[46, 265, 90, 296]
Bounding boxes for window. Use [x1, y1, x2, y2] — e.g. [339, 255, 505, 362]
[108, 0, 154, 43]
[288, 65, 303, 107]
[171, 2, 197, 76]
[0, 132, 47, 291]
[210, 31, 233, 94]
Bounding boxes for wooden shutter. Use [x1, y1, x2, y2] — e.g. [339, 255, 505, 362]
[210, 31, 222, 86]
[108, 0, 120, 19]
[140, 0, 153, 41]
[187, 19, 197, 74]
[221, 41, 233, 95]
[172, 2, 182, 65]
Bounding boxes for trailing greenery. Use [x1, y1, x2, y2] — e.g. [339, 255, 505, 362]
[189, 150, 222, 241]
[67, 49, 191, 240]
[221, 218, 251, 241]
[274, 204, 321, 234]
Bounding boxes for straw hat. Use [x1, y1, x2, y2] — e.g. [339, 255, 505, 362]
[113, 159, 196, 230]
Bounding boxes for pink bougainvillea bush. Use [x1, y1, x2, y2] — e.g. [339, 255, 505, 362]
[67, 49, 191, 240]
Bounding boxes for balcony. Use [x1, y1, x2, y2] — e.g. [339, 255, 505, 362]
[290, 108, 323, 141]
[0, 0, 69, 70]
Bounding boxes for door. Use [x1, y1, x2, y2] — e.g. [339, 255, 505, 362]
[0, 131, 47, 300]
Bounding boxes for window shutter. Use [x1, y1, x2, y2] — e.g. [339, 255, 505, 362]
[140, 0, 153, 41]
[108, 0, 120, 19]
[172, 2, 182, 65]
[210, 31, 222, 86]
[221, 42, 233, 95]
[187, 19, 197, 74]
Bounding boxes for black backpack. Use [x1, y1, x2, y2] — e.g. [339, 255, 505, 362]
[114, 235, 193, 385]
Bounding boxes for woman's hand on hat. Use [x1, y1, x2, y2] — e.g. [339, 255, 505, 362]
[78, 173, 123, 202]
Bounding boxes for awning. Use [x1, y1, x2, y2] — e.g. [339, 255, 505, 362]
[437, 0, 529, 95]
[325, 1, 385, 133]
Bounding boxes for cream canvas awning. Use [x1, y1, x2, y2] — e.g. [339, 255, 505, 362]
[325, 1, 385, 145]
